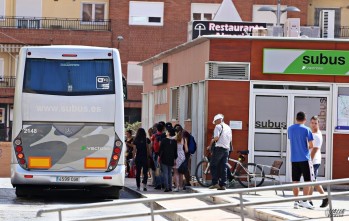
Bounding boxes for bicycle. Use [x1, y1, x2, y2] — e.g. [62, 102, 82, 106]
[195, 150, 265, 188]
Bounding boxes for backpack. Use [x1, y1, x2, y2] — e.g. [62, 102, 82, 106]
[153, 132, 165, 153]
[188, 134, 197, 154]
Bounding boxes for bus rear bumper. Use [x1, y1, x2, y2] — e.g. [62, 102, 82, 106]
[10, 164, 125, 188]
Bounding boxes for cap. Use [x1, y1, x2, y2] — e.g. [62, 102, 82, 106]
[212, 114, 224, 124]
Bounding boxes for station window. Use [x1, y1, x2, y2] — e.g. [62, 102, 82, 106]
[82, 3, 106, 22]
[185, 85, 192, 120]
[129, 1, 164, 26]
[0, 58, 4, 81]
[171, 88, 179, 120]
[155, 89, 167, 105]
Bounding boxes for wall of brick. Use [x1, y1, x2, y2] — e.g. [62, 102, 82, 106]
[0, 88, 15, 103]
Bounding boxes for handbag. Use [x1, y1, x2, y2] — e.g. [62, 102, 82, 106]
[178, 160, 188, 174]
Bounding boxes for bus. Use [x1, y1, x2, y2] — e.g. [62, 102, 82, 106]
[11, 45, 126, 198]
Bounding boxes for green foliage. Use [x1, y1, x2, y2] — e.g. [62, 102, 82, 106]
[125, 121, 142, 135]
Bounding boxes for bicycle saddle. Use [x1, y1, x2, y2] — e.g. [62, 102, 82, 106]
[237, 150, 249, 155]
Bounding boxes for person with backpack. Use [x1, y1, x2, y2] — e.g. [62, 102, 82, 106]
[151, 123, 166, 189]
[159, 128, 178, 192]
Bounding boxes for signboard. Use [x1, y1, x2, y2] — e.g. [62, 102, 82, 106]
[337, 95, 349, 130]
[153, 63, 168, 86]
[263, 49, 349, 75]
[192, 21, 266, 40]
[229, 121, 242, 130]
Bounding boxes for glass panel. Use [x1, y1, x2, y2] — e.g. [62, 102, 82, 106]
[193, 13, 201, 20]
[23, 59, 115, 95]
[254, 156, 286, 175]
[94, 4, 105, 21]
[294, 97, 327, 130]
[148, 17, 161, 23]
[82, 4, 93, 21]
[255, 133, 287, 152]
[321, 134, 326, 153]
[337, 88, 349, 129]
[318, 158, 325, 177]
[255, 96, 288, 129]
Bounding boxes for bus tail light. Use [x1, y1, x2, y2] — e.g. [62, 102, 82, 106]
[106, 137, 123, 172]
[24, 175, 33, 179]
[13, 137, 28, 169]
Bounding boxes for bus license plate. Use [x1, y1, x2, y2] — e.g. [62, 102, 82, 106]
[56, 176, 80, 182]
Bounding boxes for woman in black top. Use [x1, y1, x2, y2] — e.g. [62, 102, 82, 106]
[159, 128, 178, 192]
[132, 128, 150, 191]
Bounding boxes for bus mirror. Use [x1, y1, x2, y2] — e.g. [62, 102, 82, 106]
[122, 75, 127, 100]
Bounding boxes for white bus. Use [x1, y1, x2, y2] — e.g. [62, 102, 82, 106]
[11, 45, 126, 198]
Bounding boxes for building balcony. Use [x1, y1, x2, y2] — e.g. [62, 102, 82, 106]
[0, 77, 16, 88]
[0, 16, 111, 31]
[338, 26, 349, 38]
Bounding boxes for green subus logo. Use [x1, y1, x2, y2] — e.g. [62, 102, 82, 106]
[302, 53, 345, 65]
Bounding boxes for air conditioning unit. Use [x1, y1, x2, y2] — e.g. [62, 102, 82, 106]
[319, 10, 335, 38]
[284, 18, 300, 37]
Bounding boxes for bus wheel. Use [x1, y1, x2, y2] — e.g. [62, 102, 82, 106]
[15, 185, 28, 197]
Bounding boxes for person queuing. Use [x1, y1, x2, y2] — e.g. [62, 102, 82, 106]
[132, 128, 150, 191]
[151, 123, 166, 190]
[159, 128, 178, 192]
[174, 124, 192, 188]
[173, 130, 188, 192]
[125, 129, 134, 177]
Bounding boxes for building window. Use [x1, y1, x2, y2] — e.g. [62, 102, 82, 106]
[82, 3, 106, 22]
[0, 58, 4, 81]
[171, 88, 179, 120]
[191, 3, 220, 21]
[0, 0, 5, 17]
[127, 61, 143, 85]
[129, 1, 164, 26]
[155, 89, 167, 105]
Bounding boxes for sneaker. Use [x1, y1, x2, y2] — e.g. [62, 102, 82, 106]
[182, 186, 186, 190]
[294, 201, 300, 209]
[154, 185, 162, 190]
[136, 187, 140, 191]
[164, 188, 171, 192]
[300, 200, 315, 210]
[320, 198, 329, 208]
[309, 201, 313, 206]
[173, 188, 179, 192]
[217, 186, 226, 190]
[208, 184, 220, 189]
[143, 187, 147, 191]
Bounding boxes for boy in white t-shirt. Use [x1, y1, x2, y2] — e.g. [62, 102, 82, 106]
[309, 116, 329, 208]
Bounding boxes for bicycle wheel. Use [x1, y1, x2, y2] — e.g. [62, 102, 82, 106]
[195, 160, 212, 187]
[236, 163, 265, 188]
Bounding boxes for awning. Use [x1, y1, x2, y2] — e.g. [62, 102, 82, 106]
[0, 44, 23, 53]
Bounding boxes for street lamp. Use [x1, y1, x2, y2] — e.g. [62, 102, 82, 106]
[258, 0, 300, 26]
[116, 35, 124, 49]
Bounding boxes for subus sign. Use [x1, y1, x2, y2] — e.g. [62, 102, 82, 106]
[263, 49, 349, 75]
[192, 21, 267, 40]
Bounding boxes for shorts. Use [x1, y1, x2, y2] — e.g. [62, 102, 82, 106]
[313, 164, 321, 180]
[292, 161, 315, 182]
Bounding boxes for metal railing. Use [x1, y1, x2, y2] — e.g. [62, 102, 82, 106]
[0, 16, 111, 31]
[36, 178, 349, 221]
[338, 26, 349, 38]
[0, 76, 16, 88]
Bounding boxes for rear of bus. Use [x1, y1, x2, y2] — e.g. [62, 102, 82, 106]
[11, 46, 125, 198]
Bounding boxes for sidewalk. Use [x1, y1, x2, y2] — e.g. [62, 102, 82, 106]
[124, 178, 349, 221]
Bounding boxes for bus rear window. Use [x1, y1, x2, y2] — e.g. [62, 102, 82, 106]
[23, 59, 115, 95]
